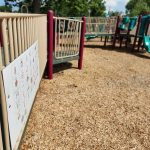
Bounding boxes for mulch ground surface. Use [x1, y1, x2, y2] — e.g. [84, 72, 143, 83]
[20, 41, 150, 150]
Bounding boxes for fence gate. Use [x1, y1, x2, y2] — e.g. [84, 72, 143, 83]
[53, 17, 83, 63]
[47, 11, 86, 79]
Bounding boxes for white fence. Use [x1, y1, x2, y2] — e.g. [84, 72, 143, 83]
[0, 12, 47, 150]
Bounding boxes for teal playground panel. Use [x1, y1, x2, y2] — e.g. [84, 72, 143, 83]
[132, 15, 150, 51]
[113, 16, 139, 48]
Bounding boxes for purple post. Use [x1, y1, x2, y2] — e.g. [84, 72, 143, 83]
[113, 16, 120, 47]
[132, 15, 142, 51]
[47, 10, 54, 79]
[78, 16, 86, 70]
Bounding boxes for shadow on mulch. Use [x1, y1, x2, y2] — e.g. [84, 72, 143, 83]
[53, 62, 75, 73]
[43, 62, 78, 79]
[85, 44, 150, 60]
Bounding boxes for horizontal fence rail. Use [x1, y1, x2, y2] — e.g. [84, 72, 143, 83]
[54, 17, 82, 59]
[0, 12, 47, 150]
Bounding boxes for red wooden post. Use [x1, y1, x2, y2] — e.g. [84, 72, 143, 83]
[47, 10, 54, 79]
[125, 18, 132, 49]
[78, 16, 86, 70]
[132, 15, 142, 51]
[113, 16, 120, 47]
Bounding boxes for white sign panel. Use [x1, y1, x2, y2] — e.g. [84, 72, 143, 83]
[2, 41, 40, 149]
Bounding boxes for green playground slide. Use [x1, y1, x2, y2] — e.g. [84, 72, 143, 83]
[143, 36, 150, 53]
[85, 35, 98, 40]
[138, 15, 150, 36]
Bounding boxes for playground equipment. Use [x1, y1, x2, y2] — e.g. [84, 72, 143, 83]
[47, 11, 86, 79]
[112, 14, 150, 52]
[143, 36, 150, 52]
[128, 17, 138, 31]
[119, 16, 130, 30]
[132, 15, 150, 51]
[113, 16, 139, 48]
[84, 14, 150, 53]
[85, 17, 117, 45]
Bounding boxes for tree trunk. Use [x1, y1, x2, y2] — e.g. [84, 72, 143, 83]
[32, 0, 41, 13]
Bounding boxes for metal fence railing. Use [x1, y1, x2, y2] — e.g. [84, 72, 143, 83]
[47, 11, 86, 79]
[54, 17, 82, 59]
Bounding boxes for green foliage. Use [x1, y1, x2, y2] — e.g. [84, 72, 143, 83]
[126, 0, 150, 16]
[131, 1, 150, 16]
[66, 0, 89, 17]
[108, 11, 122, 17]
[89, 0, 105, 16]
[4, 0, 106, 16]
[41, 0, 106, 17]
[41, 0, 89, 16]
[0, 5, 12, 12]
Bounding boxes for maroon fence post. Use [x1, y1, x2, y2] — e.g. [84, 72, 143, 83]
[78, 16, 86, 70]
[113, 16, 120, 48]
[132, 15, 142, 51]
[47, 10, 54, 79]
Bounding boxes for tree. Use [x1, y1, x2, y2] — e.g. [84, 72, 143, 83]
[4, 0, 106, 16]
[126, 0, 150, 16]
[89, 0, 106, 16]
[108, 11, 122, 17]
[4, 0, 42, 13]
[41, 0, 106, 17]
[66, 0, 89, 16]
[131, 1, 150, 16]
[0, 5, 12, 12]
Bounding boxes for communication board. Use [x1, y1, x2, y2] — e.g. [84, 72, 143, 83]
[2, 41, 40, 149]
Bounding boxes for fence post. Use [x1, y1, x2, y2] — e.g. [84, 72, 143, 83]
[132, 15, 142, 51]
[47, 10, 54, 79]
[78, 16, 86, 70]
[112, 16, 120, 48]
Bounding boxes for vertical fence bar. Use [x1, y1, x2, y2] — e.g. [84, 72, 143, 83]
[112, 16, 120, 48]
[47, 10, 54, 79]
[0, 124, 3, 150]
[78, 16, 86, 70]
[17, 18, 22, 55]
[13, 18, 19, 58]
[2, 19, 9, 65]
[26, 17, 30, 48]
[0, 45, 4, 150]
[8, 18, 15, 61]
[20, 18, 25, 52]
[23, 18, 27, 50]
[0, 44, 11, 150]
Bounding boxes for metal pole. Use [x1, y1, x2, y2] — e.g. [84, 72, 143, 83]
[113, 16, 120, 47]
[78, 16, 86, 70]
[47, 10, 54, 79]
[132, 15, 142, 51]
